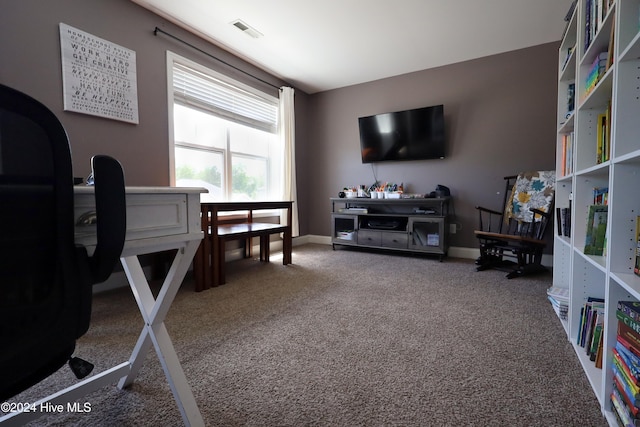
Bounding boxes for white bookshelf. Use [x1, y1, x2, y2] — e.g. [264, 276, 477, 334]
[554, 0, 640, 424]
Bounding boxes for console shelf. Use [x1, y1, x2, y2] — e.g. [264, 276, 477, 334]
[330, 197, 451, 260]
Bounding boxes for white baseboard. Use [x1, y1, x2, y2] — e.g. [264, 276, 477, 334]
[94, 235, 553, 293]
[304, 235, 552, 267]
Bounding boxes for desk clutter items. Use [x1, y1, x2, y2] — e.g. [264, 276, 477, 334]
[339, 182, 406, 199]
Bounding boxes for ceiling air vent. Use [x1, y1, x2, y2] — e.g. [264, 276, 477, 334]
[231, 19, 263, 39]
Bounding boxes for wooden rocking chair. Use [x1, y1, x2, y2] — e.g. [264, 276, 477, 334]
[474, 171, 555, 279]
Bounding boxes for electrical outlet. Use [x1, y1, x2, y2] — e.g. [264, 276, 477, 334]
[449, 224, 456, 234]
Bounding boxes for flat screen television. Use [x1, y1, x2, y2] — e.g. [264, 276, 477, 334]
[358, 104, 445, 163]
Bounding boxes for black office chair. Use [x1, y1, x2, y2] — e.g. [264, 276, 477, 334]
[0, 84, 126, 401]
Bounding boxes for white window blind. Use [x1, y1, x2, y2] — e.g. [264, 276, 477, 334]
[173, 62, 278, 133]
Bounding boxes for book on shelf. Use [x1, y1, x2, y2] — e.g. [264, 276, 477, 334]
[561, 132, 574, 176]
[567, 83, 575, 116]
[596, 113, 607, 164]
[612, 370, 640, 423]
[620, 320, 640, 356]
[584, 0, 592, 50]
[595, 103, 612, 164]
[613, 362, 640, 407]
[620, 301, 640, 323]
[612, 304, 640, 424]
[584, 0, 614, 52]
[619, 332, 640, 360]
[635, 216, 640, 277]
[606, 12, 615, 70]
[577, 297, 604, 350]
[584, 204, 608, 256]
[593, 187, 608, 205]
[613, 352, 640, 397]
[614, 347, 640, 387]
[556, 207, 572, 238]
[617, 339, 640, 381]
[611, 385, 639, 426]
[618, 310, 640, 338]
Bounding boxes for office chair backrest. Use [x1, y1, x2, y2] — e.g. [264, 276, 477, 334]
[0, 84, 126, 401]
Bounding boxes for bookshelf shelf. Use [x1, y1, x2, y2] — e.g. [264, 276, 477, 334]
[618, 30, 640, 62]
[554, 1, 640, 424]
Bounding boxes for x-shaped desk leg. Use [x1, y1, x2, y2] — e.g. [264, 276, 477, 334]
[117, 239, 204, 427]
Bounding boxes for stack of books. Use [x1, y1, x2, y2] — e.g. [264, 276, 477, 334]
[611, 301, 640, 425]
[585, 52, 608, 96]
[547, 286, 569, 320]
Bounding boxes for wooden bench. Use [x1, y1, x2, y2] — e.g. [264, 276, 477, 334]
[194, 201, 293, 291]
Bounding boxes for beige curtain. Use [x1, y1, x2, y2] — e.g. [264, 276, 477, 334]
[279, 86, 299, 237]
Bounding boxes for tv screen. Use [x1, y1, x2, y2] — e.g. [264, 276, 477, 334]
[358, 104, 445, 163]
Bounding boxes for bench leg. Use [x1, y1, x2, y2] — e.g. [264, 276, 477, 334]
[213, 237, 225, 286]
[260, 235, 270, 262]
[283, 229, 292, 265]
[194, 241, 205, 292]
[244, 237, 252, 258]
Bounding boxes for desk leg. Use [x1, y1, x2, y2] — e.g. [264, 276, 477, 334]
[118, 240, 204, 427]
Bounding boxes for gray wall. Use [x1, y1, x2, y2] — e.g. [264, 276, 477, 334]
[1, 0, 311, 234]
[2, 0, 558, 250]
[305, 43, 558, 249]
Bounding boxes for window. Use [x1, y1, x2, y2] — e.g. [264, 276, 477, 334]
[168, 53, 281, 202]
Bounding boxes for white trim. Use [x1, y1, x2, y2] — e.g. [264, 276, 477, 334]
[94, 237, 553, 293]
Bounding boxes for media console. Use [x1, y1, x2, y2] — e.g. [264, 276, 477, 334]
[330, 197, 451, 260]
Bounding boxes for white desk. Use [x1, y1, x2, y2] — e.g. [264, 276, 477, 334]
[0, 186, 206, 427]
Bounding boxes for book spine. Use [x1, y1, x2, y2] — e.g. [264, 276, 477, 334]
[620, 301, 640, 322]
[614, 367, 640, 409]
[619, 310, 640, 336]
[619, 334, 640, 359]
[614, 348, 640, 388]
[613, 378, 640, 417]
[611, 387, 635, 426]
[613, 357, 640, 398]
[619, 321, 640, 355]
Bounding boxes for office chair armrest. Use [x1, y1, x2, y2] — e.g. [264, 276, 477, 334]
[88, 155, 126, 284]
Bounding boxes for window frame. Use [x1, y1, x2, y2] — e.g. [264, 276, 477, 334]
[166, 51, 280, 202]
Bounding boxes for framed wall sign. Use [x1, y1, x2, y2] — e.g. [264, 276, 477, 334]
[59, 23, 139, 124]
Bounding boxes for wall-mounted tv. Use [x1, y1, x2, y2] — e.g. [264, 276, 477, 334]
[358, 104, 445, 163]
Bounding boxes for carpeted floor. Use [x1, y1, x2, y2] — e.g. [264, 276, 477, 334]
[11, 244, 606, 426]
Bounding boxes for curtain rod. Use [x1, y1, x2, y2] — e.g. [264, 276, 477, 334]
[153, 27, 283, 91]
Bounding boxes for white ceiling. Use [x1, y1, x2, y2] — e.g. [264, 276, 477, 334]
[132, 0, 574, 94]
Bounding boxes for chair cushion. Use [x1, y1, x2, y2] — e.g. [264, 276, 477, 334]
[506, 171, 555, 223]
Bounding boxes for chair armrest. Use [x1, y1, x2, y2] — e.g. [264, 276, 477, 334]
[530, 208, 551, 218]
[87, 155, 126, 284]
[475, 206, 503, 216]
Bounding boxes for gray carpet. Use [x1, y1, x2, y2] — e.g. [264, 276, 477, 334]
[13, 244, 606, 426]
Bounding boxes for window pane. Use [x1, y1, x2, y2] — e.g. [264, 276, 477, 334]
[175, 146, 224, 201]
[229, 121, 271, 157]
[231, 155, 267, 201]
[174, 104, 226, 149]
